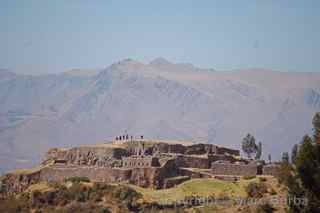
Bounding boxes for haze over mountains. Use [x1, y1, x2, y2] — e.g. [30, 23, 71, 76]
[0, 58, 319, 174]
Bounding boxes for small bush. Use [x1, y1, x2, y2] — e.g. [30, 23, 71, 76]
[243, 175, 256, 180]
[245, 182, 268, 198]
[98, 207, 111, 213]
[269, 188, 277, 195]
[0, 181, 143, 212]
[112, 186, 140, 201]
[259, 177, 267, 182]
[64, 176, 90, 183]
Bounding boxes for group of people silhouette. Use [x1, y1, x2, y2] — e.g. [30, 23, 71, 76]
[115, 134, 144, 141]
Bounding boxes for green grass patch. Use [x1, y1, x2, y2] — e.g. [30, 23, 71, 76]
[128, 178, 247, 204]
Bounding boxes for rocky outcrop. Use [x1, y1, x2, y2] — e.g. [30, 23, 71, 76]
[43, 146, 129, 167]
[0, 168, 41, 196]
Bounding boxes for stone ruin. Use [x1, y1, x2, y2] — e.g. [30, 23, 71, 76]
[0, 139, 280, 196]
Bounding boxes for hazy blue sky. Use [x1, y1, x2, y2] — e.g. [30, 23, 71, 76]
[1, 0, 319, 74]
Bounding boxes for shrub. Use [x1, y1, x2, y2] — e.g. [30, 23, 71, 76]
[98, 207, 111, 213]
[269, 188, 277, 195]
[245, 182, 267, 198]
[243, 175, 256, 180]
[0, 181, 143, 212]
[68, 183, 90, 202]
[112, 186, 141, 201]
[259, 177, 267, 182]
[31, 190, 46, 207]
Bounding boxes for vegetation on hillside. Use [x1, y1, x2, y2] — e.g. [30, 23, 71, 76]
[278, 112, 320, 212]
[0, 182, 142, 213]
[0, 176, 285, 213]
[241, 134, 262, 160]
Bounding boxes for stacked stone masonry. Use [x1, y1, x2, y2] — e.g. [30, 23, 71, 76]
[211, 162, 258, 176]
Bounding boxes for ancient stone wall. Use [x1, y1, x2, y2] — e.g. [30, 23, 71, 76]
[122, 156, 160, 168]
[38, 159, 179, 189]
[129, 167, 158, 188]
[208, 154, 239, 163]
[215, 146, 240, 156]
[178, 168, 212, 179]
[211, 162, 257, 176]
[45, 148, 68, 160]
[151, 143, 186, 155]
[39, 166, 132, 183]
[175, 155, 211, 169]
[163, 176, 190, 188]
[185, 144, 213, 155]
[184, 144, 240, 156]
[0, 160, 179, 195]
[152, 158, 180, 188]
[262, 164, 280, 177]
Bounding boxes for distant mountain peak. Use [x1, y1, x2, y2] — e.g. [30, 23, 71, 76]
[149, 57, 172, 65]
[107, 58, 145, 69]
[118, 58, 143, 65]
[64, 68, 100, 76]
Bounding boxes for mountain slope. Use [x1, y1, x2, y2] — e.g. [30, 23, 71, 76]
[0, 59, 319, 173]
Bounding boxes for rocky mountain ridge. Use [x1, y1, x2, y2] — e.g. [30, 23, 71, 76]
[0, 58, 319, 173]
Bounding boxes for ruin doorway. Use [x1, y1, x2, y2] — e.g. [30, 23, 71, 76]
[257, 165, 263, 175]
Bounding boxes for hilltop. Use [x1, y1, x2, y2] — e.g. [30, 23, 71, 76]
[0, 138, 287, 212]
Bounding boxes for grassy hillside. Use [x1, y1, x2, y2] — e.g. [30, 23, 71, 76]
[0, 176, 287, 213]
[129, 178, 248, 203]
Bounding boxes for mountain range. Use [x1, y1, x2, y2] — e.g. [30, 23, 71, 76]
[0, 58, 319, 174]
